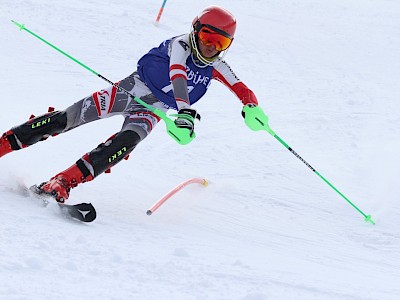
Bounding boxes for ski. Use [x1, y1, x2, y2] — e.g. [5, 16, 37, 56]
[26, 184, 96, 223]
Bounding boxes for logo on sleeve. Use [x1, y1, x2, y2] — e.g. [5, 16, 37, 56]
[178, 40, 189, 51]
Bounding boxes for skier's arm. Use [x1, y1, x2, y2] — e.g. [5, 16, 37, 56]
[213, 61, 270, 131]
[212, 60, 258, 106]
[169, 37, 192, 110]
[169, 36, 200, 135]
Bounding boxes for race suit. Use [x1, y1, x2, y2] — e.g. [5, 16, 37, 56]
[8, 33, 258, 177]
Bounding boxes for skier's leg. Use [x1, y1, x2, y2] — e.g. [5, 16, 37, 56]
[37, 73, 164, 202]
[0, 97, 99, 159]
[0, 110, 68, 158]
[1, 72, 163, 159]
[1, 72, 145, 158]
[38, 112, 160, 202]
[37, 129, 141, 202]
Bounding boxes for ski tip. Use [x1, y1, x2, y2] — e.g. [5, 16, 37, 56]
[146, 210, 152, 216]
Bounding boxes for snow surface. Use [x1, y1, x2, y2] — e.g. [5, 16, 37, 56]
[1, 0, 400, 299]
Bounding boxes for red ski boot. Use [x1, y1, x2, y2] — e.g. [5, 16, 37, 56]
[0, 130, 15, 158]
[39, 163, 93, 203]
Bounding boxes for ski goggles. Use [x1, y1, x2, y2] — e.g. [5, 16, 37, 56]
[197, 25, 233, 51]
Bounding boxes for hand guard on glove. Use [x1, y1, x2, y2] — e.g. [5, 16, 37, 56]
[241, 104, 271, 132]
[174, 108, 201, 138]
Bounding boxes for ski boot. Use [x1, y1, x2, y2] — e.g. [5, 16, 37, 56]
[38, 162, 93, 203]
[0, 130, 17, 158]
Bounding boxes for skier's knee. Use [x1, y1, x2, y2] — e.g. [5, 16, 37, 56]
[12, 111, 67, 146]
[86, 130, 141, 177]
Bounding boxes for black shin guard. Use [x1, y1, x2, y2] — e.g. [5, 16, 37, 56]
[12, 111, 67, 146]
[87, 130, 141, 177]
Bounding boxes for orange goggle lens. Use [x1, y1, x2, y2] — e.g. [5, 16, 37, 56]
[198, 27, 233, 51]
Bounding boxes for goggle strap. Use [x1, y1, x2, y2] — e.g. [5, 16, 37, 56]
[195, 22, 233, 40]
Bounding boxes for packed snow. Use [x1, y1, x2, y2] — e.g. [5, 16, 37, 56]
[1, 0, 400, 299]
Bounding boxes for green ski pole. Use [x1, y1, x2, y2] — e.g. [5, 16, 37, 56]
[11, 20, 195, 145]
[242, 105, 375, 225]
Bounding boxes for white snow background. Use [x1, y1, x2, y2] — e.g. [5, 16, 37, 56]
[1, 0, 400, 299]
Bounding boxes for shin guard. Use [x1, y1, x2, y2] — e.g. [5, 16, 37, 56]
[12, 110, 67, 146]
[80, 130, 141, 177]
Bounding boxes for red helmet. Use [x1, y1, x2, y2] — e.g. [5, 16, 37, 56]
[192, 6, 236, 40]
[190, 6, 236, 65]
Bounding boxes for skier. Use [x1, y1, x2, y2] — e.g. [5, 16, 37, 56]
[0, 6, 266, 203]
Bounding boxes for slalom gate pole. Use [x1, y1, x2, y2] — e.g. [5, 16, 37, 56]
[155, 0, 168, 23]
[242, 105, 375, 225]
[147, 178, 208, 215]
[11, 20, 194, 145]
